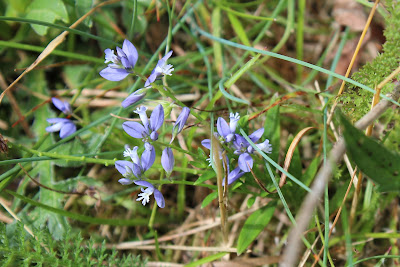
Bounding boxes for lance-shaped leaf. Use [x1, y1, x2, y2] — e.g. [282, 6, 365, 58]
[340, 113, 400, 192]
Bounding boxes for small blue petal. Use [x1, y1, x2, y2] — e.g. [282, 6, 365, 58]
[238, 153, 253, 172]
[144, 72, 157, 87]
[59, 121, 76, 138]
[150, 131, 158, 141]
[116, 46, 126, 58]
[115, 160, 134, 175]
[120, 57, 131, 69]
[134, 180, 154, 189]
[51, 97, 68, 113]
[161, 147, 174, 175]
[227, 167, 245, 185]
[173, 107, 190, 134]
[141, 143, 156, 172]
[201, 139, 211, 149]
[249, 128, 264, 143]
[122, 39, 138, 67]
[100, 67, 129, 81]
[217, 117, 230, 139]
[118, 178, 134, 185]
[154, 189, 165, 208]
[121, 90, 146, 108]
[149, 104, 164, 132]
[122, 121, 147, 139]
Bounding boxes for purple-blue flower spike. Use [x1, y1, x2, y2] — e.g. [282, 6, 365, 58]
[100, 39, 138, 81]
[170, 107, 190, 143]
[161, 147, 174, 176]
[134, 180, 165, 208]
[52, 97, 72, 114]
[46, 118, 76, 139]
[144, 50, 174, 87]
[121, 89, 147, 108]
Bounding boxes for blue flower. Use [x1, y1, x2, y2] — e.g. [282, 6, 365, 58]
[100, 40, 138, 81]
[227, 166, 245, 185]
[170, 107, 190, 143]
[45, 118, 76, 139]
[121, 88, 147, 108]
[201, 112, 273, 184]
[161, 147, 174, 176]
[116, 143, 156, 184]
[122, 104, 164, 142]
[216, 112, 240, 143]
[52, 97, 72, 114]
[145, 51, 174, 87]
[134, 180, 165, 208]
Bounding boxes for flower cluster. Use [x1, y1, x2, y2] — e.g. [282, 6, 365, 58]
[202, 113, 272, 185]
[100, 40, 190, 208]
[46, 97, 76, 139]
[100, 39, 174, 108]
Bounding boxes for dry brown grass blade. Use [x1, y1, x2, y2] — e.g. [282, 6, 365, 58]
[327, 0, 381, 125]
[279, 127, 316, 188]
[0, 0, 121, 106]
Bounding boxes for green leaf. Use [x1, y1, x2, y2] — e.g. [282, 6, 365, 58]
[237, 201, 276, 255]
[340, 112, 400, 192]
[194, 170, 215, 185]
[26, 0, 68, 35]
[201, 191, 218, 209]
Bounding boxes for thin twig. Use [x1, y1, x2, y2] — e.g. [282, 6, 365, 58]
[280, 83, 400, 266]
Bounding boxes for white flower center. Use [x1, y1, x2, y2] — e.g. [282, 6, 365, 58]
[123, 146, 140, 164]
[136, 187, 154, 206]
[155, 63, 174, 76]
[104, 49, 119, 64]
